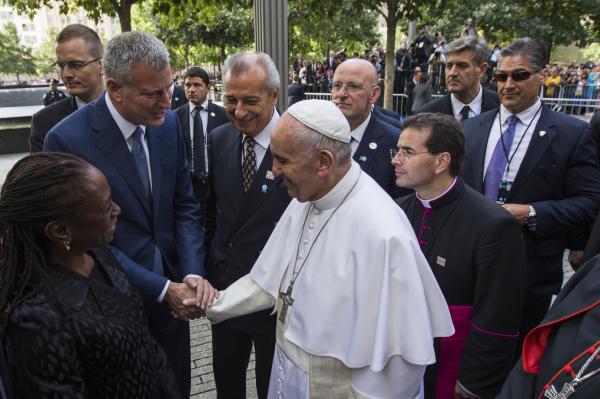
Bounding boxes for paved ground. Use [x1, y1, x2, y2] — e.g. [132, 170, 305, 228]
[0, 152, 577, 398]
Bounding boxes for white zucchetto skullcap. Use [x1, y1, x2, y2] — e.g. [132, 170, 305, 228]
[286, 100, 351, 143]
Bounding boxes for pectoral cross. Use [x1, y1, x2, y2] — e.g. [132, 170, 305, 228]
[278, 283, 294, 323]
[544, 382, 576, 399]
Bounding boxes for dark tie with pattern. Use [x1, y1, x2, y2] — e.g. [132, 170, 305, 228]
[460, 106, 471, 122]
[131, 127, 151, 202]
[131, 127, 163, 274]
[484, 115, 519, 201]
[191, 105, 206, 176]
[242, 136, 257, 192]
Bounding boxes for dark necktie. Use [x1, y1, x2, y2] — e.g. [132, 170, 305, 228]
[242, 136, 257, 192]
[131, 127, 163, 275]
[191, 105, 206, 176]
[484, 115, 519, 201]
[131, 127, 151, 202]
[460, 106, 471, 122]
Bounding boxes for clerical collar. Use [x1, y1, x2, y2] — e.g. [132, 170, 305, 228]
[312, 161, 360, 211]
[417, 177, 462, 209]
[350, 113, 371, 146]
[499, 98, 542, 127]
[241, 107, 279, 151]
[450, 84, 482, 118]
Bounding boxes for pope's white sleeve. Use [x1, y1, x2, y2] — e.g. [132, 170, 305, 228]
[350, 355, 425, 398]
[205, 274, 275, 324]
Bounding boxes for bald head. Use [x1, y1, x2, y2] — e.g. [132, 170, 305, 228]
[331, 59, 381, 130]
[336, 59, 378, 84]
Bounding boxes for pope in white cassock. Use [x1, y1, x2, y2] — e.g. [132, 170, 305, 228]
[195, 100, 454, 398]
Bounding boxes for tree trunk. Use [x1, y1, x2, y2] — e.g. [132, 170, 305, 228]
[383, 1, 398, 111]
[117, 0, 133, 32]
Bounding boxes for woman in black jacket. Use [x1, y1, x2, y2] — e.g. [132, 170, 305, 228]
[0, 153, 178, 399]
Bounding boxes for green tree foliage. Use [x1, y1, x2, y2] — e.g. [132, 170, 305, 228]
[132, 1, 254, 71]
[33, 28, 58, 77]
[288, 0, 380, 61]
[5, 0, 134, 32]
[0, 23, 36, 82]
[420, 0, 600, 57]
[364, 0, 420, 109]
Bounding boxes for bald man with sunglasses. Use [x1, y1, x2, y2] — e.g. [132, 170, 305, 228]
[461, 37, 600, 347]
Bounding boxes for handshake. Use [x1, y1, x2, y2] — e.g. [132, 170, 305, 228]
[165, 276, 220, 320]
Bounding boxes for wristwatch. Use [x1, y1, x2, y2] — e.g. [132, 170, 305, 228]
[526, 205, 537, 232]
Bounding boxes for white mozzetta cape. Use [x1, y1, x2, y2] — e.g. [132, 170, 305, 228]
[249, 161, 454, 371]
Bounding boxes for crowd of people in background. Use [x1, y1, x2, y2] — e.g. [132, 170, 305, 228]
[287, 24, 599, 114]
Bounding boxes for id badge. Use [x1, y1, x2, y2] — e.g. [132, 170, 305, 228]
[496, 179, 512, 205]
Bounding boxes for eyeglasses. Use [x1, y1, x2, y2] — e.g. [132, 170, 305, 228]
[494, 69, 539, 82]
[390, 148, 430, 161]
[53, 57, 102, 72]
[331, 82, 376, 93]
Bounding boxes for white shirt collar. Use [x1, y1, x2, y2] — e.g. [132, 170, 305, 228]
[499, 98, 542, 127]
[75, 96, 88, 110]
[188, 98, 209, 115]
[417, 177, 458, 208]
[241, 107, 279, 150]
[312, 161, 361, 210]
[350, 113, 371, 145]
[450, 84, 483, 118]
[105, 92, 145, 141]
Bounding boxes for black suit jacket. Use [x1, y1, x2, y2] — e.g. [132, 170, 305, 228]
[373, 105, 402, 129]
[29, 96, 77, 152]
[397, 179, 525, 398]
[205, 122, 292, 334]
[354, 115, 410, 198]
[170, 85, 187, 109]
[462, 105, 600, 304]
[416, 87, 500, 116]
[174, 101, 229, 170]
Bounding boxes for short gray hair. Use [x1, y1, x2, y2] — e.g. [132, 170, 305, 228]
[500, 37, 546, 72]
[446, 36, 488, 66]
[291, 118, 351, 166]
[222, 52, 280, 93]
[104, 31, 170, 85]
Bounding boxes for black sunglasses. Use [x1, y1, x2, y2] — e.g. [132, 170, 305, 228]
[494, 70, 539, 82]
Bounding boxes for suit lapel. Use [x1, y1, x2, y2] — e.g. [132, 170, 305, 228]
[180, 104, 192, 158]
[206, 102, 219, 133]
[90, 97, 152, 218]
[353, 117, 383, 171]
[508, 106, 557, 199]
[469, 110, 496, 193]
[231, 150, 282, 233]
[443, 94, 453, 115]
[147, 126, 164, 220]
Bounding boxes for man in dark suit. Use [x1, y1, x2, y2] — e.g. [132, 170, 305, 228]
[44, 31, 217, 399]
[205, 52, 292, 399]
[461, 37, 600, 345]
[30, 24, 104, 152]
[324, 49, 337, 72]
[394, 47, 411, 94]
[417, 36, 499, 120]
[42, 78, 66, 106]
[331, 58, 409, 197]
[287, 73, 305, 106]
[373, 104, 402, 129]
[170, 78, 187, 109]
[175, 66, 228, 212]
[395, 113, 525, 399]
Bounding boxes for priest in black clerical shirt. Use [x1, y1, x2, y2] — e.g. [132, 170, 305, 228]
[393, 113, 526, 399]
